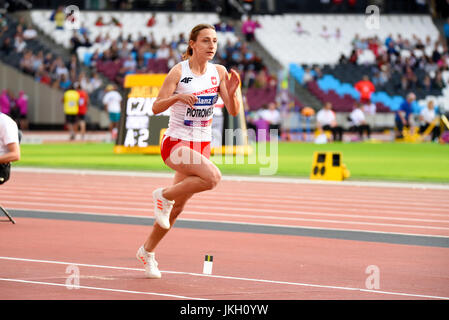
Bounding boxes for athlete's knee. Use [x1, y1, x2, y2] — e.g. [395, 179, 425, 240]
[204, 168, 221, 190]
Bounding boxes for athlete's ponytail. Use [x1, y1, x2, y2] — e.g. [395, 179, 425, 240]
[182, 23, 215, 60]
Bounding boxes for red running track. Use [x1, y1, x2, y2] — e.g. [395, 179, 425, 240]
[1, 169, 449, 300]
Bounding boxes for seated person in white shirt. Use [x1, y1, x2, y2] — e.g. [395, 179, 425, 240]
[349, 102, 371, 140]
[258, 102, 282, 136]
[419, 100, 440, 141]
[316, 102, 343, 141]
[0, 111, 20, 184]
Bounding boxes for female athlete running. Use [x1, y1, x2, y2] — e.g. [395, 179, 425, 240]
[137, 24, 241, 278]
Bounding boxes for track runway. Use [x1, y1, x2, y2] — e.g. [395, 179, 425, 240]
[1, 168, 449, 300]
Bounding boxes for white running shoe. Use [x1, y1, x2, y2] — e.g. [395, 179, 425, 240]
[153, 187, 174, 229]
[136, 246, 162, 279]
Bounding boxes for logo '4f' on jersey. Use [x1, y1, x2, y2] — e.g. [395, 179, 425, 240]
[180, 77, 193, 84]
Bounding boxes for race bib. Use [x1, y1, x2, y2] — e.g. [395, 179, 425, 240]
[184, 94, 218, 127]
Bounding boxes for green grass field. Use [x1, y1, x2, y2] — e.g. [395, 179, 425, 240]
[15, 141, 449, 183]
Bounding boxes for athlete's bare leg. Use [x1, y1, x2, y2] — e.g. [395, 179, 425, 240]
[144, 171, 193, 252]
[162, 146, 221, 200]
[143, 146, 221, 252]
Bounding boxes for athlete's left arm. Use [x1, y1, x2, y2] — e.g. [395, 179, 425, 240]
[217, 65, 241, 117]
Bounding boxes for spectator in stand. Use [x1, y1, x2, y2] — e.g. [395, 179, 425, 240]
[111, 17, 122, 27]
[38, 68, 52, 85]
[156, 38, 170, 59]
[102, 84, 122, 141]
[334, 27, 341, 41]
[404, 66, 418, 90]
[241, 16, 260, 42]
[167, 47, 181, 69]
[0, 90, 11, 116]
[385, 33, 394, 48]
[19, 50, 34, 75]
[32, 51, 44, 74]
[122, 55, 137, 74]
[43, 51, 53, 70]
[399, 75, 409, 91]
[303, 67, 314, 84]
[258, 102, 282, 137]
[14, 36, 26, 53]
[433, 70, 446, 90]
[431, 42, 442, 63]
[349, 49, 358, 64]
[395, 92, 416, 139]
[68, 54, 79, 79]
[89, 72, 103, 93]
[295, 21, 310, 36]
[422, 74, 432, 93]
[313, 66, 322, 80]
[95, 16, 106, 26]
[54, 6, 65, 30]
[0, 37, 12, 55]
[63, 85, 80, 140]
[354, 75, 375, 105]
[349, 102, 371, 140]
[70, 30, 83, 54]
[75, 82, 88, 140]
[338, 53, 348, 64]
[368, 36, 381, 57]
[15, 91, 28, 130]
[167, 14, 174, 28]
[351, 34, 364, 50]
[23, 24, 37, 40]
[59, 74, 72, 90]
[79, 22, 89, 38]
[0, 15, 7, 34]
[55, 57, 69, 80]
[319, 25, 331, 40]
[254, 70, 268, 88]
[147, 13, 156, 27]
[316, 102, 343, 142]
[78, 71, 91, 92]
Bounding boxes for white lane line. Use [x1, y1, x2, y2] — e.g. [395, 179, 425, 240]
[0, 278, 207, 300]
[5, 182, 449, 206]
[0, 256, 448, 300]
[3, 189, 449, 216]
[4, 193, 449, 222]
[13, 167, 449, 190]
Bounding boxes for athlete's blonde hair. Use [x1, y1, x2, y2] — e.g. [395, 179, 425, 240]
[182, 24, 216, 60]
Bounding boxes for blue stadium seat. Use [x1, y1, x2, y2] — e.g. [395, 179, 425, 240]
[289, 63, 304, 85]
[83, 52, 93, 67]
[143, 52, 154, 65]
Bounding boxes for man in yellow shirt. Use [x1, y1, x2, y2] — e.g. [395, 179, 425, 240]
[63, 86, 80, 140]
[54, 6, 65, 30]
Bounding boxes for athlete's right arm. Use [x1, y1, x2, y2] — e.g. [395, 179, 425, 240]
[0, 142, 20, 163]
[152, 64, 198, 114]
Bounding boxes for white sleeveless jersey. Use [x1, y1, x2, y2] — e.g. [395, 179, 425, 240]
[164, 60, 220, 142]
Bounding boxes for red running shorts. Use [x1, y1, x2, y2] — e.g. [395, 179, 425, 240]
[160, 135, 211, 163]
